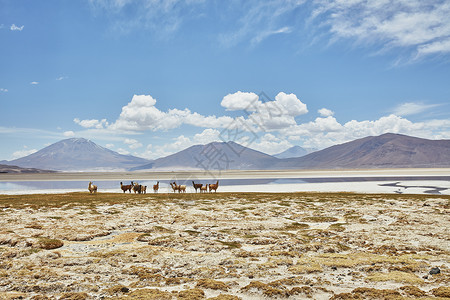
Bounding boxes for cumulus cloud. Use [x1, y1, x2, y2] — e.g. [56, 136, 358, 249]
[220, 91, 308, 131]
[248, 133, 293, 155]
[10, 24, 24, 31]
[221, 91, 260, 111]
[124, 138, 143, 149]
[74, 118, 109, 129]
[0, 88, 7, 92]
[318, 108, 334, 117]
[105, 94, 233, 132]
[73, 92, 450, 157]
[30, 81, 39, 85]
[287, 114, 434, 150]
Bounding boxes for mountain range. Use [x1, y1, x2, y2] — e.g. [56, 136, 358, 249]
[2, 133, 450, 172]
[274, 133, 450, 169]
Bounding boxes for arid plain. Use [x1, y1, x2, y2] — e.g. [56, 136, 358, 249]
[0, 169, 449, 299]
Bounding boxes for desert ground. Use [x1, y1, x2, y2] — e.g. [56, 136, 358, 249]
[0, 190, 449, 300]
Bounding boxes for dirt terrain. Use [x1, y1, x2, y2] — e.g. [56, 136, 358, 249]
[0, 192, 449, 299]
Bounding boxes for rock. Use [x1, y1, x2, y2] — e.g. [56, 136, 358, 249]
[120, 287, 129, 293]
[429, 267, 440, 275]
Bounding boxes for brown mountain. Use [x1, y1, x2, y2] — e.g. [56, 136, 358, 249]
[132, 141, 280, 171]
[275, 133, 450, 169]
[6, 138, 151, 171]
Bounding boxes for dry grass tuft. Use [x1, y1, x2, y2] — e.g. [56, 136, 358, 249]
[431, 286, 450, 298]
[400, 285, 427, 297]
[177, 288, 205, 299]
[366, 271, 424, 284]
[116, 288, 173, 299]
[196, 278, 229, 291]
[37, 237, 63, 250]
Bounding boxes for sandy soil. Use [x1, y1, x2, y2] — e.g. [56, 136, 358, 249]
[0, 192, 449, 299]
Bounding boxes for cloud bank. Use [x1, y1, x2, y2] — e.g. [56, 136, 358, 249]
[73, 93, 449, 159]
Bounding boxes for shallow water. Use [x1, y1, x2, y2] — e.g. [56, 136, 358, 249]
[1, 176, 449, 195]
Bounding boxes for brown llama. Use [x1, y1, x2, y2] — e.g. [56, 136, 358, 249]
[209, 180, 219, 193]
[171, 182, 186, 193]
[120, 182, 132, 193]
[192, 181, 202, 193]
[88, 181, 97, 194]
[153, 181, 159, 193]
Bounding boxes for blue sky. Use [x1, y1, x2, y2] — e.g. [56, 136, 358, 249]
[1, 0, 450, 161]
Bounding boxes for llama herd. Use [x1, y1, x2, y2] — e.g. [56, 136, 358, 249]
[89, 180, 219, 194]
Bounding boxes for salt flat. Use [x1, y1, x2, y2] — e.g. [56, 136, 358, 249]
[1, 168, 450, 181]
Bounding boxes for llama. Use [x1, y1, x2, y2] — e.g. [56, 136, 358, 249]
[120, 182, 132, 193]
[170, 182, 177, 193]
[133, 182, 141, 194]
[209, 180, 219, 193]
[171, 182, 186, 193]
[141, 185, 147, 194]
[153, 181, 159, 193]
[200, 185, 208, 193]
[88, 181, 97, 194]
[192, 181, 203, 193]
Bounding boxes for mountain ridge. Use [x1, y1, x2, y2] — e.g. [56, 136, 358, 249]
[4, 133, 450, 172]
[274, 133, 450, 169]
[7, 138, 151, 171]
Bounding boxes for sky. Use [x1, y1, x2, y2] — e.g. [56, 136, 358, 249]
[1, 0, 450, 161]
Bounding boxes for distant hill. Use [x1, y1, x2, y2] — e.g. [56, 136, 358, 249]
[132, 141, 280, 171]
[4, 133, 449, 172]
[274, 133, 450, 169]
[274, 145, 316, 159]
[6, 138, 151, 171]
[0, 164, 56, 174]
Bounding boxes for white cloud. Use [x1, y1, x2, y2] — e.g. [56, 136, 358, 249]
[56, 76, 68, 81]
[312, 0, 450, 59]
[220, 91, 308, 132]
[117, 148, 130, 155]
[273, 92, 308, 117]
[249, 133, 293, 155]
[72, 92, 450, 156]
[10, 24, 24, 31]
[12, 148, 37, 159]
[30, 81, 39, 85]
[74, 118, 108, 129]
[193, 128, 221, 144]
[318, 108, 334, 117]
[392, 102, 440, 116]
[63, 131, 75, 137]
[251, 26, 292, 45]
[124, 138, 143, 149]
[289, 114, 432, 150]
[106, 143, 115, 149]
[88, 0, 205, 36]
[0, 88, 7, 92]
[106, 94, 233, 132]
[221, 91, 260, 111]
